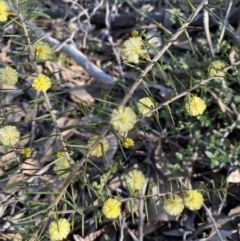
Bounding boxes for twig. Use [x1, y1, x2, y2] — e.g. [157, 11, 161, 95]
[119, 215, 125, 241]
[138, 165, 151, 241]
[89, 0, 104, 18]
[125, 0, 156, 22]
[203, 0, 214, 57]
[59, 0, 92, 49]
[211, 14, 240, 49]
[187, 212, 240, 240]
[217, 182, 227, 215]
[203, 203, 224, 241]
[218, 0, 233, 44]
[105, 0, 125, 83]
[127, 227, 139, 241]
[53, 29, 78, 52]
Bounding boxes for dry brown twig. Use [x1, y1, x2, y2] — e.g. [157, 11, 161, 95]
[105, 0, 126, 83]
[56, 1, 91, 50]
[138, 165, 151, 241]
[218, 0, 233, 44]
[203, 0, 214, 57]
[119, 215, 125, 241]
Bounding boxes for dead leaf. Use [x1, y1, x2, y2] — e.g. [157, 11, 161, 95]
[0, 52, 12, 65]
[70, 86, 95, 104]
[227, 169, 240, 183]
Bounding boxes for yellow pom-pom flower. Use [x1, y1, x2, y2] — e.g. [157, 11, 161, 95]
[54, 152, 74, 178]
[163, 194, 184, 216]
[48, 218, 71, 241]
[32, 74, 51, 92]
[0, 1, 9, 22]
[185, 95, 206, 116]
[0, 66, 18, 85]
[125, 170, 145, 192]
[123, 138, 134, 148]
[131, 30, 139, 38]
[110, 106, 137, 133]
[208, 60, 226, 80]
[33, 41, 52, 61]
[137, 97, 154, 117]
[20, 147, 31, 157]
[56, 151, 66, 159]
[183, 190, 204, 211]
[102, 198, 121, 219]
[123, 37, 147, 64]
[87, 135, 109, 157]
[0, 125, 20, 146]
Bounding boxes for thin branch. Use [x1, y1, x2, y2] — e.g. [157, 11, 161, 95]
[127, 227, 139, 241]
[218, 0, 233, 44]
[203, 0, 214, 57]
[202, 203, 224, 241]
[119, 216, 126, 241]
[138, 165, 151, 241]
[105, 0, 126, 83]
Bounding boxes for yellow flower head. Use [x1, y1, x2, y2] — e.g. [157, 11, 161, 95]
[0, 66, 18, 85]
[56, 151, 66, 158]
[20, 147, 31, 157]
[32, 74, 51, 92]
[125, 170, 145, 191]
[131, 30, 139, 38]
[137, 97, 154, 117]
[33, 41, 52, 61]
[163, 194, 184, 216]
[183, 190, 204, 211]
[87, 135, 109, 157]
[185, 95, 206, 116]
[49, 218, 70, 241]
[0, 125, 20, 146]
[102, 198, 121, 219]
[0, 1, 9, 22]
[54, 152, 74, 179]
[123, 37, 147, 64]
[110, 106, 137, 133]
[208, 60, 226, 80]
[123, 138, 134, 148]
